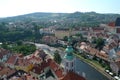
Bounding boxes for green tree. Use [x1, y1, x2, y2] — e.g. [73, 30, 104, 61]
[11, 44, 36, 56]
[19, 44, 36, 56]
[54, 50, 62, 64]
[75, 33, 83, 38]
[16, 40, 22, 45]
[63, 36, 68, 41]
[33, 23, 43, 43]
[1, 42, 8, 49]
[95, 38, 105, 50]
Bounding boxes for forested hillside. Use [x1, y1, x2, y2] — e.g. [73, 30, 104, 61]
[0, 12, 119, 42]
[0, 12, 119, 27]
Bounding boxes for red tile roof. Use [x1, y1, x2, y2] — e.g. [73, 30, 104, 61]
[31, 59, 64, 79]
[32, 61, 48, 74]
[27, 56, 42, 64]
[84, 46, 109, 61]
[108, 22, 115, 27]
[48, 59, 64, 78]
[6, 55, 18, 65]
[0, 67, 16, 77]
[61, 71, 85, 80]
[15, 58, 30, 66]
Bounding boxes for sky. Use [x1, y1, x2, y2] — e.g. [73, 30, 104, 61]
[0, 0, 120, 17]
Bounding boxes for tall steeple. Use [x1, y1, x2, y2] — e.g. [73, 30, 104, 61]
[64, 36, 75, 74]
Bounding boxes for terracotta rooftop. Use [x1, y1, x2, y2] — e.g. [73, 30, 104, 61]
[61, 71, 85, 80]
[48, 59, 64, 78]
[6, 55, 18, 65]
[108, 22, 115, 27]
[84, 46, 109, 61]
[96, 51, 109, 61]
[31, 59, 64, 79]
[0, 67, 16, 77]
[15, 58, 30, 66]
[27, 56, 42, 64]
[85, 47, 97, 55]
[32, 61, 48, 74]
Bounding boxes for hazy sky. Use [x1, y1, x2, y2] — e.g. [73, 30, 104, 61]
[0, 0, 119, 17]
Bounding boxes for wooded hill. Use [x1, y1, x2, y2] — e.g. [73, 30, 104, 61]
[0, 12, 120, 27]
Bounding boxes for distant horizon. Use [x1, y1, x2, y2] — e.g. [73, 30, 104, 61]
[0, 0, 120, 18]
[0, 11, 120, 18]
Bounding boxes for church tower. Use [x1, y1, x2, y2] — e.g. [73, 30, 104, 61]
[64, 37, 75, 74]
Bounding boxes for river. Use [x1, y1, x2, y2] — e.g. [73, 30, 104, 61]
[75, 58, 109, 80]
[34, 43, 109, 80]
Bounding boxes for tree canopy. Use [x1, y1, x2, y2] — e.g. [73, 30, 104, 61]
[1, 42, 36, 56]
[53, 50, 62, 64]
[95, 38, 105, 50]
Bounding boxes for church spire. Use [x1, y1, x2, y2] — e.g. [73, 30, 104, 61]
[64, 30, 75, 74]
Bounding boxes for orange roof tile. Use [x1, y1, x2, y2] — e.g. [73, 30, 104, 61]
[16, 58, 30, 66]
[0, 67, 16, 77]
[61, 71, 85, 80]
[31, 58, 64, 79]
[6, 55, 18, 65]
[108, 22, 115, 27]
[49, 59, 64, 78]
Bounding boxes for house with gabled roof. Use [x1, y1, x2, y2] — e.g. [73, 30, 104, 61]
[0, 67, 16, 80]
[6, 55, 18, 68]
[30, 58, 64, 80]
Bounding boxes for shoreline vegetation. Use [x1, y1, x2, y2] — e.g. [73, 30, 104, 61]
[74, 53, 115, 80]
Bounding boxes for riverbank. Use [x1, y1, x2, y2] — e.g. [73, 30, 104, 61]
[74, 53, 115, 80]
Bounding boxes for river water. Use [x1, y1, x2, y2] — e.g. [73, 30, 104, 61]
[34, 43, 109, 80]
[75, 58, 109, 80]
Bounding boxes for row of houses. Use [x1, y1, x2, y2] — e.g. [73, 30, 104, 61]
[0, 48, 85, 80]
[79, 35, 120, 73]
